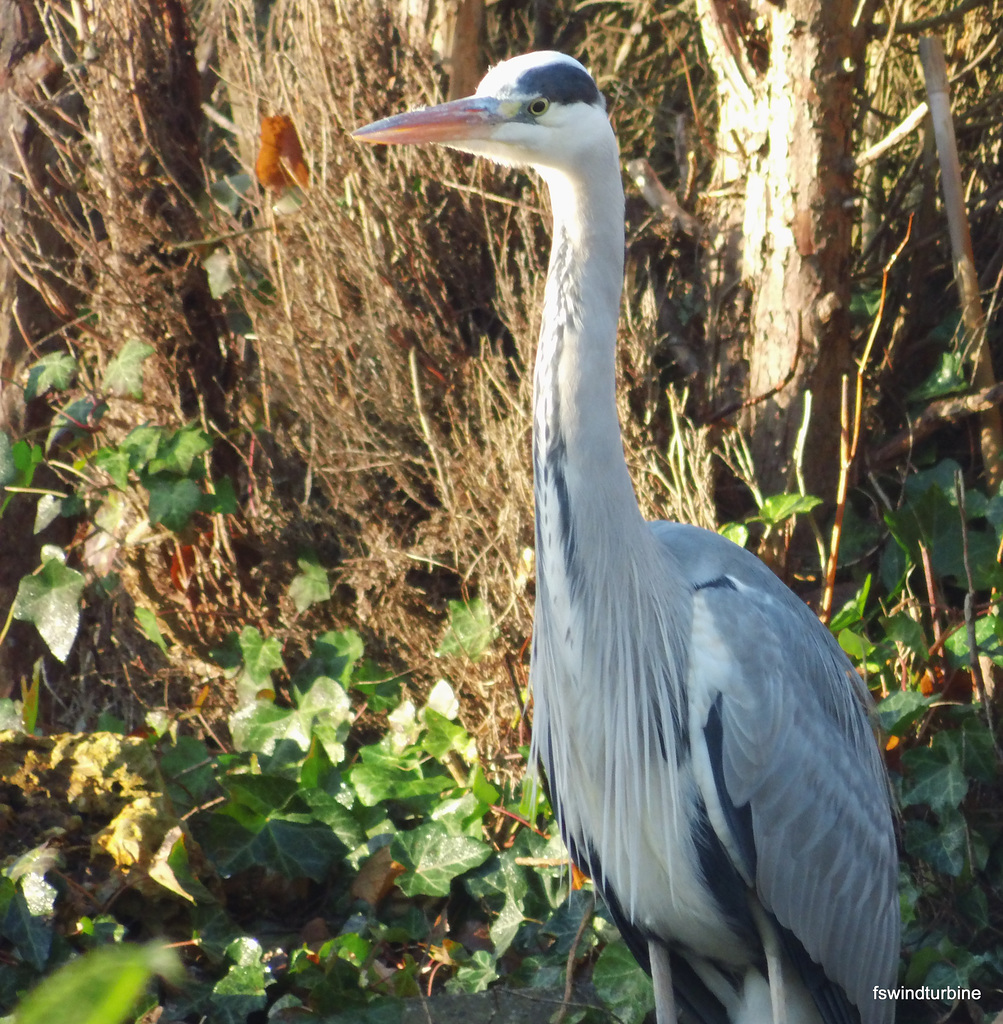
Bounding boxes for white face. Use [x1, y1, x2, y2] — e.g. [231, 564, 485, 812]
[353, 51, 614, 178]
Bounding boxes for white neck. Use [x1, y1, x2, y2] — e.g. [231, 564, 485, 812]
[532, 135, 647, 588]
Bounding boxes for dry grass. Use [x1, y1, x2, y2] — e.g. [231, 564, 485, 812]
[205, 0, 716, 754]
[4, 0, 1001, 756]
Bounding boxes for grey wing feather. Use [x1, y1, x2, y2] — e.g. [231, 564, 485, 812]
[649, 521, 899, 1024]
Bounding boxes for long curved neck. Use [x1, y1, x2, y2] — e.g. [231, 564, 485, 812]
[532, 138, 646, 591]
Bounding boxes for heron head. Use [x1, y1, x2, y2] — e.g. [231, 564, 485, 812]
[352, 52, 613, 176]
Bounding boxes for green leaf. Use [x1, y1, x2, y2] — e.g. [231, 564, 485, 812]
[756, 492, 822, 527]
[829, 575, 872, 632]
[32, 494, 62, 535]
[288, 554, 331, 613]
[209, 173, 253, 215]
[120, 424, 164, 471]
[837, 628, 873, 662]
[46, 397, 108, 451]
[204, 249, 239, 298]
[11, 943, 179, 1024]
[592, 938, 655, 1024]
[0, 431, 15, 487]
[12, 557, 85, 662]
[229, 702, 306, 755]
[146, 475, 202, 531]
[886, 462, 1003, 589]
[349, 761, 452, 806]
[293, 675, 352, 762]
[908, 351, 966, 403]
[92, 447, 130, 490]
[0, 876, 51, 970]
[422, 708, 469, 761]
[391, 822, 493, 897]
[135, 607, 169, 655]
[943, 613, 1003, 668]
[904, 809, 968, 876]
[718, 521, 748, 547]
[211, 938, 267, 1024]
[436, 598, 498, 661]
[102, 339, 155, 398]
[446, 950, 499, 993]
[880, 613, 927, 660]
[208, 813, 346, 882]
[296, 629, 363, 687]
[147, 423, 212, 476]
[238, 626, 285, 688]
[874, 689, 935, 736]
[205, 476, 238, 515]
[25, 352, 77, 401]
[900, 744, 968, 814]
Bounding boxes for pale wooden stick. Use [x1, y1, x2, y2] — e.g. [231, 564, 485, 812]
[919, 36, 1002, 488]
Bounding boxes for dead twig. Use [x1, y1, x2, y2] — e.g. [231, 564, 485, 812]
[821, 217, 912, 622]
[627, 158, 701, 236]
[920, 36, 1002, 489]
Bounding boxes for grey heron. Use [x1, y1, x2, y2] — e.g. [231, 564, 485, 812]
[354, 51, 900, 1024]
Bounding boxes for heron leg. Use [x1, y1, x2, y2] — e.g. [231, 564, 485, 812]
[749, 901, 787, 1024]
[649, 941, 678, 1024]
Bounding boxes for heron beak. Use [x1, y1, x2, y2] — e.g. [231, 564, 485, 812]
[352, 97, 511, 145]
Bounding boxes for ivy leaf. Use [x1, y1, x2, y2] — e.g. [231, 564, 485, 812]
[211, 938, 267, 1024]
[592, 938, 655, 1024]
[120, 425, 163, 471]
[208, 813, 345, 882]
[391, 822, 492, 896]
[904, 810, 968, 876]
[102, 339, 154, 398]
[33, 494, 63, 534]
[756, 492, 822, 527]
[205, 476, 238, 515]
[0, 876, 52, 970]
[147, 423, 212, 476]
[900, 744, 968, 814]
[422, 708, 470, 761]
[238, 626, 285, 688]
[296, 629, 363, 686]
[875, 689, 935, 736]
[135, 607, 169, 655]
[25, 352, 77, 401]
[146, 476, 202, 531]
[46, 397, 108, 452]
[907, 351, 966, 403]
[436, 598, 498, 661]
[288, 553, 331, 613]
[13, 553, 85, 662]
[0, 431, 15, 487]
[446, 950, 499, 993]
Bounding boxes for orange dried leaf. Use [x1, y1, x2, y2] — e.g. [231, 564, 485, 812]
[571, 862, 590, 890]
[256, 114, 309, 192]
[350, 845, 406, 905]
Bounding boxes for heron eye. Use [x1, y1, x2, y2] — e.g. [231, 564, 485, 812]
[528, 97, 549, 117]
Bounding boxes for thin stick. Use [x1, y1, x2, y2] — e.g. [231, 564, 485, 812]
[821, 219, 912, 621]
[855, 102, 928, 168]
[919, 37, 1002, 488]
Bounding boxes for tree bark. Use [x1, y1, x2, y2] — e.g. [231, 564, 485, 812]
[0, 0, 67, 695]
[697, 0, 864, 502]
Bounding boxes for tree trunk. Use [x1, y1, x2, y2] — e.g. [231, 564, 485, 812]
[0, 0, 68, 695]
[697, 0, 864, 502]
